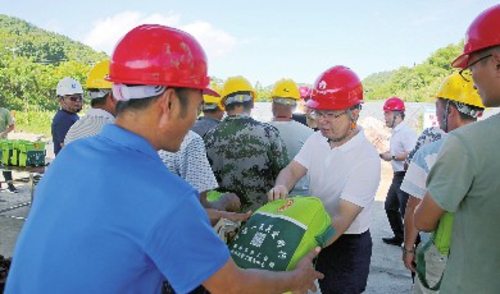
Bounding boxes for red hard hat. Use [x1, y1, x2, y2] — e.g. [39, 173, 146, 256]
[107, 24, 217, 96]
[452, 4, 500, 69]
[299, 86, 311, 100]
[383, 97, 405, 112]
[307, 65, 363, 110]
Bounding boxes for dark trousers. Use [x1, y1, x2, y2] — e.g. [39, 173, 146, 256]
[384, 172, 409, 240]
[317, 230, 372, 294]
[2, 171, 13, 187]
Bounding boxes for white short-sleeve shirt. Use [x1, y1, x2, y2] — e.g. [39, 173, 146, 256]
[390, 121, 418, 172]
[294, 128, 381, 234]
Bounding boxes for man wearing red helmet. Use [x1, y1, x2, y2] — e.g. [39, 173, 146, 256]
[5, 25, 322, 294]
[380, 97, 417, 246]
[269, 66, 381, 293]
[415, 4, 500, 293]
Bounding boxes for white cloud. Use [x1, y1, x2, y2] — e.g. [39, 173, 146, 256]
[82, 11, 237, 59]
[180, 21, 237, 59]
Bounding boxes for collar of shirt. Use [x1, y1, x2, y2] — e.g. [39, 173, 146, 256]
[85, 108, 115, 121]
[199, 116, 220, 123]
[224, 114, 252, 121]
[392, 121, 407, 134]
[100, 124, 160, 162]
[320, 127, 366, 153]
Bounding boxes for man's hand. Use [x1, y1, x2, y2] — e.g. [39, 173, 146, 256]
[219, 210, 252, 222]
[379, 151, 392, 162]
[402, 250, 416, 272]
[220, 193, 241, 212]
[290, 247, 324, 294]
[268, 185, 288, 202]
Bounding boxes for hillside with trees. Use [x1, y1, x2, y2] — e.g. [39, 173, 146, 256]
[0, 14, 108, 112]
[363, 43, 464, 102]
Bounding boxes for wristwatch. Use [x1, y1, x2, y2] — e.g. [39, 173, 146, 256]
[391, 155, 396, 161]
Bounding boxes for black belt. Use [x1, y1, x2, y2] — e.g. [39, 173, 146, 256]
[394, 171, 406, 176]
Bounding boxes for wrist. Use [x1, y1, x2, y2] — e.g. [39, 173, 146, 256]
[401, 246, 415, 254]
[391, 155, 396, 161]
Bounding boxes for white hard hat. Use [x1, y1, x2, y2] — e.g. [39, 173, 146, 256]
[56, 77, 83, 96]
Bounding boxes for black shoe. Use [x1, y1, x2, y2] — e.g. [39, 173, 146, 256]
[382, 236, 403, 246]
[5, 185, 18, 194]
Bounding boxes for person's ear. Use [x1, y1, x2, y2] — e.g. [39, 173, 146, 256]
[493, 51, 500, 76]
[157, 89, 177, 125]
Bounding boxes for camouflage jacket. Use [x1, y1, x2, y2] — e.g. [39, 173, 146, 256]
[204, 115, 289, 211]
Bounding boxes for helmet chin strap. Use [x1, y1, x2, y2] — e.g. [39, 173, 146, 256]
[442, 100, 451, 133]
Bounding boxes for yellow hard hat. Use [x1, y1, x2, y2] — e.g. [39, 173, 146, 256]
[271, 78, 300, 100]
[221, 76, 257, 105]
[434, 72, 484, 109]
[203, 86, 224, 111]
[86, 60, 112, 89]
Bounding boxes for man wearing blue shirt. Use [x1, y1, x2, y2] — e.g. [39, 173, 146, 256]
[5, 24, 322, 294]
[51, 77, 83, 156]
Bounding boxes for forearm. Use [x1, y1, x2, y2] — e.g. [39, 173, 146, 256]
[325, 215, 351, 246]
[393, 151, 410, 161]
[403, 197, 421, 249]
[234, 269, 298, 294]
[275, 167, 299, 192]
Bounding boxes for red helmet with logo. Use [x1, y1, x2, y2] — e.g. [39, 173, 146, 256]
[452, 4, 500, 69]
[383, 97, 405, 112]
[299, 86, 311, 100]
[107, 24, 217, 96]
[307, 65, 363, 110]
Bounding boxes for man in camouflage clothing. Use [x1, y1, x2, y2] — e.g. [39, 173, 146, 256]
[205, 76, 289, 211]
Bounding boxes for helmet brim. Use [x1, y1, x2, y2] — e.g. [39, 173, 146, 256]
[451, 53, 469, 69]
[203, 88, 220, 97]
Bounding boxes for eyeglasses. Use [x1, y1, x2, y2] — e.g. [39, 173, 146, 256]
[459, 54, 492, 82]
[309, 110, 347, 121]
[64, 95, 83, 102]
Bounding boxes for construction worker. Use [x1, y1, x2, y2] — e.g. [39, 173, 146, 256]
[269, 65, 381, 293]
[380, 97, 417, 246]
[64, 60, 117, 144]
[291, 85, 310, 126]
[191, 87, 224, 138]
[415, 4, 500, 293]
[205, 76, 289, 211]
[0, 96, 17, 193]
[158, 130, 242, 219]
[401, 73, 484, 293]
[51, 77, 83, 155]
[5, 24, 322, 294]
[268, 78, 313, 195]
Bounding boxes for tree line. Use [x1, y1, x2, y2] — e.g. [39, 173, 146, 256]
[1, 14, 464, 113]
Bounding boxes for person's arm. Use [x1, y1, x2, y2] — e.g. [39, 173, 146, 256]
[201, 191, 241, 212]
[414, 191, 446, 232]
[0, 124, 14, 138]
[203, 248, 323, 294]
[205, 208, 252, 226]
[268, 161, 307, 201]
[380, 151, 409, 162]
[402, 196, 421, 272]
[325, 200, 363, 246]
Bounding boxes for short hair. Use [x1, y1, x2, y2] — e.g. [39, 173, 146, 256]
[90, 96, 107, 108]
[115, 87, 190, 116]
[225, 100, 253, 112]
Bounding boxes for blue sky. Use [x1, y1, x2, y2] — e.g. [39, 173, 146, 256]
[2, 0, 498, 86]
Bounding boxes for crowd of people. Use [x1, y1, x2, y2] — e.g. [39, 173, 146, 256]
[2, 4, 499, 294]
